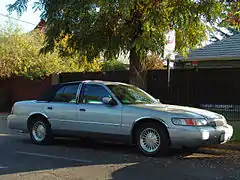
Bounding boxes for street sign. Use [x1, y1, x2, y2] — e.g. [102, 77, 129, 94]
[164, 30, 176, 60]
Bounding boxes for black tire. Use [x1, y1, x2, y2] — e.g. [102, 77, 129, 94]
[135, 122, 170, 156]
[29, 117, 53, 145]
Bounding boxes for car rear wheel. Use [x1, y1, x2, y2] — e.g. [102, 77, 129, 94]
[29, 118, 53, 145]
[135, 122, 170, 156]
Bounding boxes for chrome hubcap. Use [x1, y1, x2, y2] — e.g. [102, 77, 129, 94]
[32, 122, 46, 142]
[140, 128, 161, 153]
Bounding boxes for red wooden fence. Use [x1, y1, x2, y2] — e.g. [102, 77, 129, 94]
[0, 76, 52, 112]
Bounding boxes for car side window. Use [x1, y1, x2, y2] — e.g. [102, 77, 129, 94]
[80, 84, 111, 104]
[51, 84, 79, 103]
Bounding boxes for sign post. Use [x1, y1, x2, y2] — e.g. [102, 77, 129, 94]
[163, 30, 176, 89]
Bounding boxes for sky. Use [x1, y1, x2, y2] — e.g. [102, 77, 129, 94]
[0, 0, 41, 32]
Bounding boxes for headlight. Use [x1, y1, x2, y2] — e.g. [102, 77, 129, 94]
[220, 116, 227, 124]
[171, 118, 208, 126]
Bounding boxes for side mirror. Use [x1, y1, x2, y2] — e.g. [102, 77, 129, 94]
[102, 97, 116, 106]
[156, 99, 161, 103]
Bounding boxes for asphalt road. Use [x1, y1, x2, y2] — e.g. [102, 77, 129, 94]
[0, 120, 239, 180]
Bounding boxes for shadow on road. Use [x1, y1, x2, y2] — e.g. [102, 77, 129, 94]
[18, 137, 205, 157]
[0, 136, 238, 179]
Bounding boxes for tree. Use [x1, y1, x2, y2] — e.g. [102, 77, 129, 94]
[141, 53, 165, 70]
[0, 22, 102, 79]
[8, 0, 224, 88]
[222, 0, 240, 30]
[209, 1, 240, 42]
[102, 58, 127, 71]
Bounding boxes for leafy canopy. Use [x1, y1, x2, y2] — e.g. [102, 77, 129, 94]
[221, 0, 240, 31]
[8, 0, 223, 59]
[209, 0, 240, 42]
[0, 21, 104, 79]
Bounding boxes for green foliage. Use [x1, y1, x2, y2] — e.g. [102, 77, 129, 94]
[8, 0, 224, 59]
[0, 22, 102, 79]
[101, 59, 127, 71]
[209, 1, 240, 42]
[221, 1, 240, 31]
[141, 53, 165, 70]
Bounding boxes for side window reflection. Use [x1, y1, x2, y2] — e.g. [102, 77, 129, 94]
[81, 84, 111, 104]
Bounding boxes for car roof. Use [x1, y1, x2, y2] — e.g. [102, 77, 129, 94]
[59, 80, 131, 86]
[38, 80, 134, 102]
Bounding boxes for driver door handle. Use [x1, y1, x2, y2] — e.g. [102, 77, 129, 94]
[79, 109, 86, 112]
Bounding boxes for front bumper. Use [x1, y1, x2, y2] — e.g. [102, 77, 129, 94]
[168, 124, 234, 148]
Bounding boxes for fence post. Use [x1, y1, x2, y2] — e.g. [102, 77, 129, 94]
[51, 73, 59, 85]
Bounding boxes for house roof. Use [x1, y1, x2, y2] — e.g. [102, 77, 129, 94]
[34, 19, 46, 34]
[176, 33, 240, 61]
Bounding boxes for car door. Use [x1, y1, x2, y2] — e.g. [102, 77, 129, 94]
[43, 83, 80, 132]
[77, 83, 122, 135]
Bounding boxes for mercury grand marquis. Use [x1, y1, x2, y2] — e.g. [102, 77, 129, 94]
[7, 80, 234, 156]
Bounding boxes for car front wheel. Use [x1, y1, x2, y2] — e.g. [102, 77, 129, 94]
[135, 122, 170, 156]
[29, 118, 53, 145]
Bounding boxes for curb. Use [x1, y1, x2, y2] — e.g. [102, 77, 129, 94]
[209, 143, 240, 151]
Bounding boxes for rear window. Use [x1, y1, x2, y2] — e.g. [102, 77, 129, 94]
[37, 84, 62, 102]
[51, 84, 79, 103]
[37, 83, 80, 102]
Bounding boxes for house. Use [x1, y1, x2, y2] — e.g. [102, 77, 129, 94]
[34, 19, 47, 34]
[174, 33, 240, 68]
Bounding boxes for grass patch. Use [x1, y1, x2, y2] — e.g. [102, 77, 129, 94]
[228, 121, 240, 141]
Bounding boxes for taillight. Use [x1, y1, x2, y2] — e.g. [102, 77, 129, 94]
[10, 106, 14, 114]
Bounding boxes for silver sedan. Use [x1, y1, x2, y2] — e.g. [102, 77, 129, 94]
[7, 80, 234, 156]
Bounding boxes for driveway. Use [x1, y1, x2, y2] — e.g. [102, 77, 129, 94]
[0, 119, 239, 180]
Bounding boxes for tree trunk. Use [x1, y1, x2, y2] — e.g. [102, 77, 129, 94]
[129, 47, 147, 90]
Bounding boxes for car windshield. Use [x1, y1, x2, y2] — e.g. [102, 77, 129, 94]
[107, 84, 158, 104]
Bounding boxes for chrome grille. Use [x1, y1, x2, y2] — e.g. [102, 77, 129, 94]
[208, 119, 225, 127]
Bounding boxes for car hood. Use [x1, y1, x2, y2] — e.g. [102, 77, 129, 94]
[130, 103, 223, 119]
